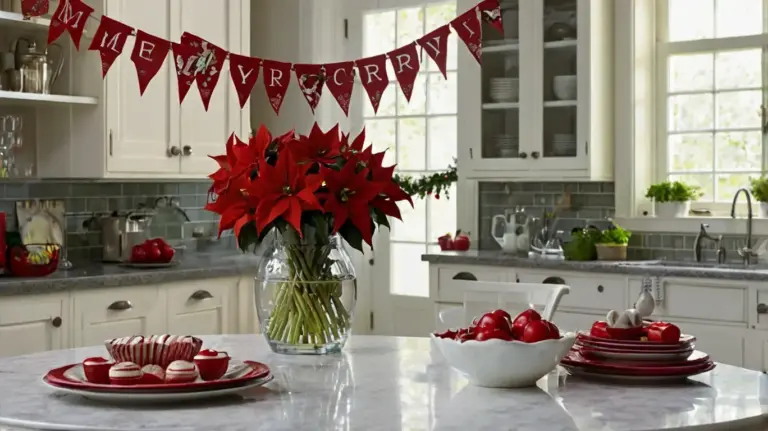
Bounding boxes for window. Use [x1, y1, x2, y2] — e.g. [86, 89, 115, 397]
[657, 0, 767, 206]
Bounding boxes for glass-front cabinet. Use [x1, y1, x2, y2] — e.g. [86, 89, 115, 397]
[457, 0, 614, 180]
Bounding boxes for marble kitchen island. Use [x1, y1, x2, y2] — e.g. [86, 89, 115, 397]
[0, 335, 766, 431]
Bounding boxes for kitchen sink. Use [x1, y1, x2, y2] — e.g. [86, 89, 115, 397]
[617, 260, 768, 270]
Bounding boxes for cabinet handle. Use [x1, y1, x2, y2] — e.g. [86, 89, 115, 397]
[107, 300, 133, 311]
[109, 129, 113, 156]
[182, 145, 193, 156]
[531, 151, 540, 159]
[758, 303, 768, 314]
[585, 141, 589, 155]
[167, 146, 181, 157]
[469, 148, 473, 159]
[189, 290, 213, 301]
[452, 272, 478, 281]
[519, 152, 528, 159]
[51, 316, 62, 328]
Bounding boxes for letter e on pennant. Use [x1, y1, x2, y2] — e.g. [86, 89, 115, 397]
[130, 30, 171, 95]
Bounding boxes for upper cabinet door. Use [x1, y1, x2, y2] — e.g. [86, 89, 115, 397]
[178, 0, 249, 175]
[105, 0, 181, 174]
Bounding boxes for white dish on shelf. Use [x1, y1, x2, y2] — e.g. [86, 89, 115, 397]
[553, 75, 577, 100]
[490, 78, 519, 102]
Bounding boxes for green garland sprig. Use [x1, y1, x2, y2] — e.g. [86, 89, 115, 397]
[394, 162, 458, 200]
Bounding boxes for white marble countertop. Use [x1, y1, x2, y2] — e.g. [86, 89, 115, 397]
[0, 335, 767, 431]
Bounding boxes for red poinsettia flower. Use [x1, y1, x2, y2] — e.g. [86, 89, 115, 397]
[249, 150, 323, 236]
[290, 123, 342, 166]
[322, 161, 385, 246]
[340, 127, 366, 156]
[369, 150, 414, 207]
[204, 187, 259, 238]
[208, 133, 249, 194]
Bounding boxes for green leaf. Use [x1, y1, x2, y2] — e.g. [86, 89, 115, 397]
[339, 220, 364, 253]
[237, 222, 260, 252]
[373, 207, 390, 230]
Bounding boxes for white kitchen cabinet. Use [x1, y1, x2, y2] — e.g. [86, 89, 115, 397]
[553, 311, 604, 334]
[37, 0, 251, 179]
[237, 277, 258, 334]
[457, 0, 613, 180]
[166, 278, 238, 335]
[432, 264, 514, 303]
[0, 294, 69, 358]
[516, 269, 626, 313]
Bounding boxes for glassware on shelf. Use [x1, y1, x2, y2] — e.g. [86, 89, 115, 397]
[0, 115, 21, 178]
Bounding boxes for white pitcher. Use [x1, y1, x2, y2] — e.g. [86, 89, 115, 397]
[491, 214, 518, 253]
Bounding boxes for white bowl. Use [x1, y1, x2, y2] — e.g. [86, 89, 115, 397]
[431, 332, 576, 388]
[553, 75, 577, 100]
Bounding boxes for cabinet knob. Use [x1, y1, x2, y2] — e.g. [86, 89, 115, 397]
[51, 316, 62, 328]
[108, 300, 133, 311]
[531, 151, 540, 159]
[597, 285, 604, 293]
[182, 145, 193, 156]
[189, 290, 213, 301]
[167, 146, 181, 157]
[519, 152, 528, 159]
[758, 303, 768, 314]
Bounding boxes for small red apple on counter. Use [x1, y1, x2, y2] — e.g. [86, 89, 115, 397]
[437, 233, 454, 251]
[452, 230, 471, 251]
[131, 238, 175, 263]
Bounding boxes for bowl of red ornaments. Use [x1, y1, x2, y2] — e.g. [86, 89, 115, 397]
[431, 309, 575, 388]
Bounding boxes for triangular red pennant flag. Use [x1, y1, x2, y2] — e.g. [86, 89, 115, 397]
[355, 55, 389, 114]
[451, 9, 483, 64]
[388, 42, 420, 102]
[228, 53, 261, 108]
[261, 60, 292, 115]
[88, 16, 134, 78]
[171, 42, 199, 104]
[417, 25, 451, 79]
[294, 63, 325, 114]
[478, 0, 504, 36]
[48, 0, 94, 49]
[130, 30, 171, 96]
[180, 32, 227, 112]
[324, 61, 355, 116]
[20, 0, 48, 18]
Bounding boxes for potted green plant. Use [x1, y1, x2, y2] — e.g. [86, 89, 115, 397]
[645, 181, 702, 218]
[595, 223, 631, 261]
[750, 176, 768, 218]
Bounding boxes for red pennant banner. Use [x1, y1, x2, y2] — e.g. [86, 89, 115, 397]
[294, 63, 325, 114]
[262, 60, 292, 115]
[228, 53, 261, 108]
[451, 9, 482, 64]
[478, 0, 504, 36]
[88, 16, 134, 78]
[417, 25, 451, 79]
[388, 42, 420, 102]
[130, 30, 171, 96]
[171, 42, 199, 104]
[180, 33, 227, 111]
[21, 0, 48, 17]
[324, 61, 355, 116]
[355, 55, 389, 114]
[48, 0, 94, 49]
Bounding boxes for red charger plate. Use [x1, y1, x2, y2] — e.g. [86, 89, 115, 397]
[576, 338, 695, 353]
[574, 347, 702, 366]
[561, 351, 713, 376]
[44, 360, 269, 393]
[578, 331, 696, 347]
[563, 363, 716, 382]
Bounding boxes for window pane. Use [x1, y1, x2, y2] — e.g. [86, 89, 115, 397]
[390, 243, 428, 297]
[715, 91, 761, 129]
[669, 54, 713, 92]
[363, 82, 397, 118]
[428, 117, 457, 170]
[715, 50, 761, 90]
[668, 94, 714, 131]
[428, 72, 457, 114]
[426, 2, 458, 71]
[397, 118, 426, 170]
[396, 7, 424, 47]
[668, 0, 714, 42]
[365, 11, 396, 56]
[366, 119, 396, 166]
[715, 0, 762, 38]
[397, 74, 427, 116]
[391, 197, 426, 242]
[668, 133, 713, 172]
[428, 183, 457, 239]
[670, 174, 714, 202]
[717, 174, 755, 201]
[715, 131, 762, 171]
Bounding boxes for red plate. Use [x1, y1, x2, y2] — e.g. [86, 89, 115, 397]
[561, 351, 713, 376]
[577, 331, 695, 347]
[563, 362, 716, 382]
[44, 360, 270, 393]
[576, 338, 695, 353]
[574, 346, 701, 365]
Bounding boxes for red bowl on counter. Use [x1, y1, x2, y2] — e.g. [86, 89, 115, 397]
[7, 244, 60, 277]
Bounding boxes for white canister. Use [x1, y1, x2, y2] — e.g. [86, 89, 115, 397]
[760, 202, 768, 218]
[654, 201, 690, 218]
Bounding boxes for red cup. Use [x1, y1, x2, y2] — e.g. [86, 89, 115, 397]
[647, 321, 681, 343]
[194, 349, 230, 381]
[82, 357, 113, 384]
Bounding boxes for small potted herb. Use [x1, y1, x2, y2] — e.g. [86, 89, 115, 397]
[595, 223, 631, 261]
[750, 176, 768, 218]
[564, 227, 601, 261]
[645, 181, 702, 218]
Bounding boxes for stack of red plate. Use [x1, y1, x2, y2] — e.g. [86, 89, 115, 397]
[560, 331, 716, 382]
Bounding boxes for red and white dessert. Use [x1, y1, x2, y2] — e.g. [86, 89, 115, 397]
[82, 357, 114, 384]
[105, 334, 203, 368]
[109, 362, 143, 386]
[140, 364, 165, 384]
[193, 349, 230, 381]
[165, 360, 198, 383]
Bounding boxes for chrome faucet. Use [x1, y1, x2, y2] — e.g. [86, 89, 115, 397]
[693, 223, 726, 264]
[731, 188, 756, 265]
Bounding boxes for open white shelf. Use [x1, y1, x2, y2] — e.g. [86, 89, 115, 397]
[544, 100, 577, 108]
[482, 40, 520, 53]
[0, 91, 98, 106]
[0, 11, 51, 31]
[482, 102, 520, 110]
[544, 39, 578, 49]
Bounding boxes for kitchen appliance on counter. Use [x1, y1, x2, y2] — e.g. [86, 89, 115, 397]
[86, 211, 154, 262]
[12, 38, 63, 94]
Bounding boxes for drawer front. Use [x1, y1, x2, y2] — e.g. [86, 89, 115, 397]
[166, 279, 236, 335]
[629, 279, 746, 323]
[436, 266, 511, 303]
[517, 270, 626, 312]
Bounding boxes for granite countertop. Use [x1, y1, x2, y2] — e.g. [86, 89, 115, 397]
[422, 251, 768, 281]
[0, 335, 766, 430]
[0, 253, 261, 296]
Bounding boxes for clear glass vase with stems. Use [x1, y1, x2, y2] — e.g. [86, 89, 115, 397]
[255, 231, 356, 355]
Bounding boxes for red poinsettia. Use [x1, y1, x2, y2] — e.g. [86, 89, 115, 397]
[204, 186, 259, 238]
[322, 161, 385, 246]
[340, 127, 366, 156]
[290, 123, 342, 165]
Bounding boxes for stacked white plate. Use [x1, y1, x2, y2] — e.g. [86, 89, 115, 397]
[496, 134, 519, 157]
[490, 78, 519, 102]
[552, 134, 575, 156]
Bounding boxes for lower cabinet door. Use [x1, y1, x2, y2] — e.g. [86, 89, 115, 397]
[677, 322, 745, 367]
[0, 294, 68, 357]
[166, 279, 237, 336]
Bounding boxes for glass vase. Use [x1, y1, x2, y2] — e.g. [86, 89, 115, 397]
[255, 233, 356, 355]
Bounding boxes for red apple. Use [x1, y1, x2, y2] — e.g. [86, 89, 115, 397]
[453, 231, 471, 251]
[437, 233, 454, 251]
[511, 309, 542, 339]
[522, 320, 559, 343]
